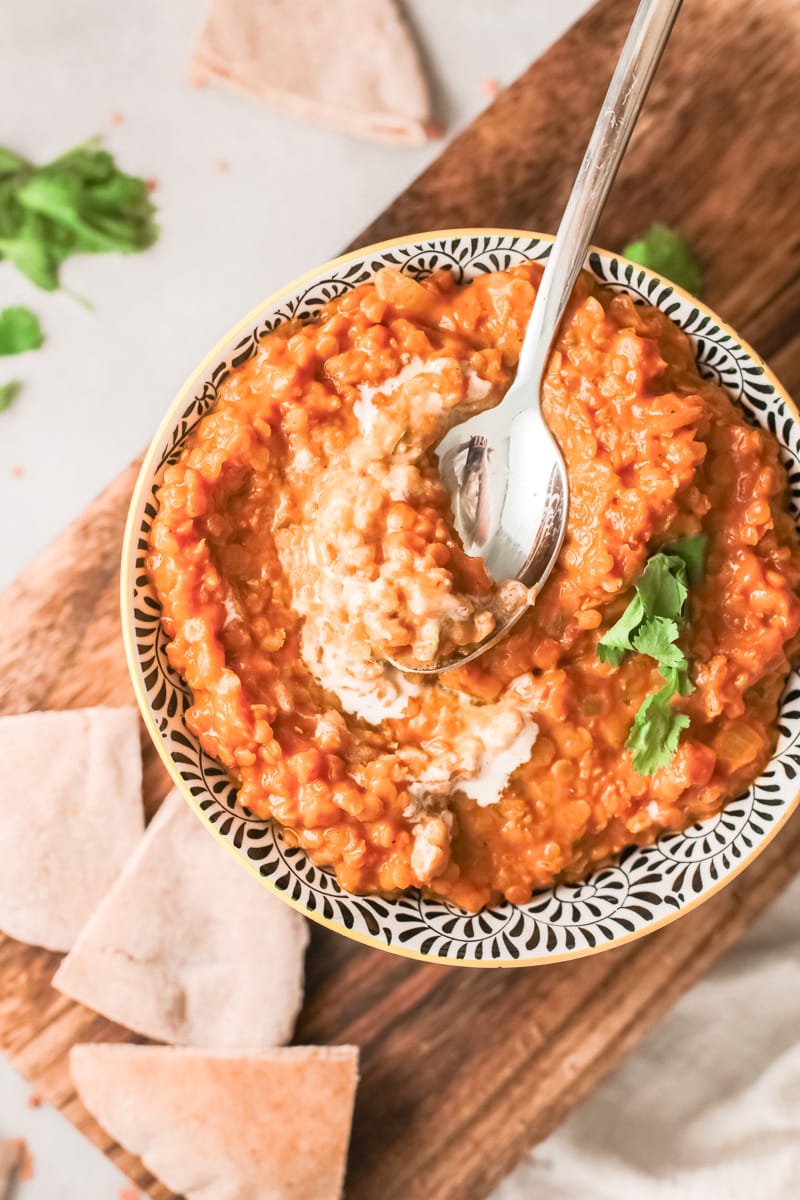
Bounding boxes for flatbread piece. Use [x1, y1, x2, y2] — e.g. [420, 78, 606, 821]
[0, 707, 144, 952]
[71, 1043, 359, 1200]
[192, 0, 432, 143]
[55, 789, 308, 1048]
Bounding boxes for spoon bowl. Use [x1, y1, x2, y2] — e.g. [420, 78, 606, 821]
[437, 388, 569, 588]
[384, 389, 569, 677]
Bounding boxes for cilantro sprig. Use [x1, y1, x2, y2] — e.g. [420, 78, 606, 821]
[598, 535, 707, 776]
[0, 139, 157, 411]
[0, 138, 158, 293]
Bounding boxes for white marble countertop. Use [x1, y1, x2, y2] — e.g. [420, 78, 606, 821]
[0, 1, 593, 1196]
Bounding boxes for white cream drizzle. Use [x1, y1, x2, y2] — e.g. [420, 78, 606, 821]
[456, 721, 539, 807]
[403, 687, 539, 809]
[334, 673, 421, 724]
[301, 623, 421, 725]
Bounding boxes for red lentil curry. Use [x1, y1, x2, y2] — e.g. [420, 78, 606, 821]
[148, 263, 800, 912]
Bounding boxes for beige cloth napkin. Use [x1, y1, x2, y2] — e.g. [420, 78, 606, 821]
[494, 873, 800, 1200]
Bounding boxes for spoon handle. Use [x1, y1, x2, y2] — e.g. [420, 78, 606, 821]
[516, 0, 683, 386]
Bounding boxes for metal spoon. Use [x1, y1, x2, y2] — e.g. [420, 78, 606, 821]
[395, 0, 683, 676]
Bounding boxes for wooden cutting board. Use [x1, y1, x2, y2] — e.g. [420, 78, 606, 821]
[2, 1, 799, 1197]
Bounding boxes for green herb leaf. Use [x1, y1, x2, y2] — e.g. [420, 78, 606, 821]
[0, 217, 65, 291]
[597, 592, 645, 666]
[0, 380, 21, 412]
[19, 170, 157, 255]
[623, 224, 702, 296]
[631, 617, 684, 666]
[660, 661, 694, 697]
[668, 533, 708, 585]
[598, 552, 689, 665]
[626, 686, 691, 776]
[0, 139, 158, 294]
[598, 545, 703, 776]
[0, 147, 29, 176]
[636, 554, 688, 622]
[0, 306, 43, 355]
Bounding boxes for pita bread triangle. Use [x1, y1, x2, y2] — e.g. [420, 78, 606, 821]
[54, 789, 308, 1049]
[192, 0, 432, 143]
[0, 707, 144, 952]
[71, 1043, 359, 1200]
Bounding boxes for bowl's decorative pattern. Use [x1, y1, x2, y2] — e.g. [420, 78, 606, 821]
[126, 233, 800, 965]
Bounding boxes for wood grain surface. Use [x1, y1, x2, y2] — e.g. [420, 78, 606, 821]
[1, 1, 799, 1197]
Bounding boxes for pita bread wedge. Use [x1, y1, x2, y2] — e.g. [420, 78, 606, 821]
[192, 0, 432, 144]
[54, 789, 308, 1048]
[0, 707, 144, 952]
[71, 1043, 359, 1200]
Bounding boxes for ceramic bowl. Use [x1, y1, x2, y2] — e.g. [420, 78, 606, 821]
[122, 229, 800, 966]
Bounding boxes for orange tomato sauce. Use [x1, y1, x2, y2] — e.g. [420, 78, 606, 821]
[148, 263, 800, 911]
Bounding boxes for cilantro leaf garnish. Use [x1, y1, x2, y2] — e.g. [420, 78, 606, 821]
[0, 138, 158, 294]
[597, 592, 645, 667]
[598, 536, 708, 776]
[0, 306, 43, 355]
[598, 550, 689, 667]
[622, 224, 702, 296]
[631, 616, 683, 665]
[635, 553, 688, 621]
[668, 532, 708, 585]
[0, 380, 21, 412]
[625, 686, 692, 776]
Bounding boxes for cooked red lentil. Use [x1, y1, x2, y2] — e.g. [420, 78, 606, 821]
[148, 262, 800, 911]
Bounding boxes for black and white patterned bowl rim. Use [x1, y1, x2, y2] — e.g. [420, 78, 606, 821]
[124, 231, 800, 966]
